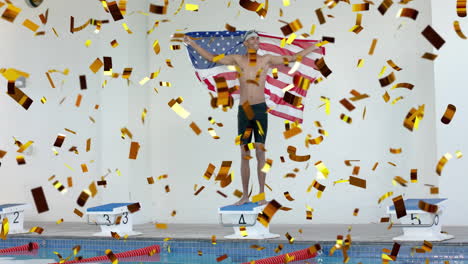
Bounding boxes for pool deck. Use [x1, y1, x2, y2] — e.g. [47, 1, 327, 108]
[12, 222, 468, 244]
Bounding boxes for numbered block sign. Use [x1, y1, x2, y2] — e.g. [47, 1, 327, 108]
[0, 204, 30, 234]
[86, 203, 142, 237]
[218, 202, 279, 239]
[387, 198, 454, 241]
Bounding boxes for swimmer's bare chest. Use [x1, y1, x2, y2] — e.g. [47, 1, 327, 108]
[237, 55, 271, 105]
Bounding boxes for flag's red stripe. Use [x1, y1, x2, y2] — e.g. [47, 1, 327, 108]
[268, 109, 303, 123]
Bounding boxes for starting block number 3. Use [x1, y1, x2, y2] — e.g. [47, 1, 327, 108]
[102, 212, 129, 225]
[0, 212, 20, 224]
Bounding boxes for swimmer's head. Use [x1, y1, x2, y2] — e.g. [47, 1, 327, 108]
[242, 30, 260, 51]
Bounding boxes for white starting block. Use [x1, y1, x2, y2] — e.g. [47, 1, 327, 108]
[387, 198, 453, 241]
[86, 203, 142, 237]
[0, 204, 29, 234]
[218, 202, 279, 239]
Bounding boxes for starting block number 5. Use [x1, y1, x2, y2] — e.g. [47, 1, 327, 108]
[409, 213, 439, 226]
[0, 212, 20, 224]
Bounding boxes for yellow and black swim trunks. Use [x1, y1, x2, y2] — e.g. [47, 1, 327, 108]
[238, 102, 268, 145]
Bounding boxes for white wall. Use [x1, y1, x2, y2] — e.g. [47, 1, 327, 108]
[0, 0, 150, 223]
[432, 0, 468, 225]
[148, 0, 438, 224]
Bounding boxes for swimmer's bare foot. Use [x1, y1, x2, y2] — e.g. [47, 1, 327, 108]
[257, 199, 268, 206]
[233, 196, 250, 206]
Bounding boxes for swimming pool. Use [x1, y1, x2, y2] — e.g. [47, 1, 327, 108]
[0, 237, 467, 263]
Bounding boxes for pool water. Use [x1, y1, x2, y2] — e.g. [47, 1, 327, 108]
[0, 238, 467, 264]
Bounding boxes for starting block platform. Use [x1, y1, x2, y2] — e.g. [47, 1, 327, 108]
[86, 203, 141, 237]
[387, 198, 453, 241]
[218, 202, 279, 239]
[0, 204, 29, 234]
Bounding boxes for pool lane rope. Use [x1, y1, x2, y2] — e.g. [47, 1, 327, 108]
[49, 244, 160, 264]
[242, 245, 320, 264]
[0, 242, 39, 253]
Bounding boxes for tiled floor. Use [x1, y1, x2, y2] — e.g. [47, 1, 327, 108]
[13, 222, 468, 244]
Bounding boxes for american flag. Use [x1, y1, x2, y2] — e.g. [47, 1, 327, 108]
[184, 31, 325, 123]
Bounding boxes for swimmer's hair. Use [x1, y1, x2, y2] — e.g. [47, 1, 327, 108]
[242, 30, 259, 42]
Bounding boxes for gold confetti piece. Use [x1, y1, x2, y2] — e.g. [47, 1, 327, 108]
[105, 249, 118, 264]
[430, 186, 439, 194]
[287, 146, 310, 162]
[352, 3, 369, 11]
[436, 152, 452, 176]
[352, 208, 360, 216]
[350, 13, 364, 34]
[2, 4, 21, 23]
[421, 52, 438, 60]
[261, 158, 273, 173]
[89, 58, 103, 73]
[378, 0, 393, 15]
[357, 59, 365, 68]
[185, 3, 198, 11]
[393, 176, 408, 187]
[285, 232, 295, 244]
[121, 127, 133, 139]
[391, 83, 414, 90]
[22, 19, 39, 32]
[55, 218, 64, 225]
[147, 177, 155, 184]
[53, 180, 67, 194]
[392, 195, 407, 218]
[149, 3, 167, 14]
[403, 104, 425, 131]
[257, 200, 282, 227]
[170, 45, 181, 50]
[211, 235, 217, 244]
[457, 0, 467, 17]
[75, 94, 83, 107]
[194, 185, 205, 195]
[67, 177, 73, 187]
[390, 148, 402, 154]
[418, 200, 438, 213]
[0, 218, 9, 240]
[379, 72, 396, 87]
[280, 19, 303, 36]
[89, 182, 97, 197]
[410, 169, 418, 183]
[155, 223, 168, 229]
[378, 191, 393, 204]
[7, 86, 33, 110]
[455, 150, 463, 159]
[31, 187, 49, 213]
[29, 226, 44, 234]
[369, 38, 378, 55]
[397, 8, 419, 20]
[422, 25, 445, 50]
[441, 104, 456, 124]
[110, 39, 119, 48]
[283, 191, 295, 201]
[79, 75, 87, 90]
[453, 21, 467, 40]
[315, 57, 332, 78]
[387, 60, 402, 71]
[203, 163, 216, 180]
[129, 141, 140, 159]
[349, 176, 366, 189]
[315, 8, 326, 24]
[340, 113, 352, 124]
[315, 161, 329, 178]
[16, 140, 33, 153]
[168, 98, 190, 119]
[53, 134, 67, 148]
[252, 193, 265, 203]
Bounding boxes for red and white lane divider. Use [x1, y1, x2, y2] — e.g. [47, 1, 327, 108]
[0, 242, 39, 254]
[49, 244, 160, 264]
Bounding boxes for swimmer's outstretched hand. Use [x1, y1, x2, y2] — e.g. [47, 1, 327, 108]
[183, 35, 193, 46]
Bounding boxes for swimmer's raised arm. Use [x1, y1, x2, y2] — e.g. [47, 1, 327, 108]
[184, 36, 240, 65]
[266, 44, 320, 66]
